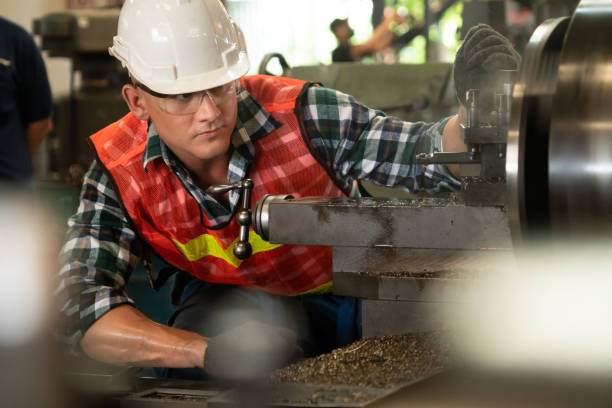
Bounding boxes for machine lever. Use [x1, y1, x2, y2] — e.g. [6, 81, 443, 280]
[205, 179, 254, 260]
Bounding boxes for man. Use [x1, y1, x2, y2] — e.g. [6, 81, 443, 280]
[0, 17, 53, 181]
[330, 9, 404, 62]
[57, 0, 519, 380]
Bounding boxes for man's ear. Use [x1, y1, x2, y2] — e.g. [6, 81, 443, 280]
[122, 84, 150, 121]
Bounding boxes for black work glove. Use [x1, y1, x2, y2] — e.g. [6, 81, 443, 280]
[203, 321, 303, 381]
[453, 24, 521, 106]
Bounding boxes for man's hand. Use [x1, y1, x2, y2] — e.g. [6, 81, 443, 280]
[453, 24, 521, 106]
[443, 24, 520, 177]
[203, 321, 302, 380]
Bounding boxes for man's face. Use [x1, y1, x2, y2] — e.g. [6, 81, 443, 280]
[139, 82, 238, 167]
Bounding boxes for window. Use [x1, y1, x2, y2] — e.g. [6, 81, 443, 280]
[225, 0, 463, 71]
[226, 0, 375, 71]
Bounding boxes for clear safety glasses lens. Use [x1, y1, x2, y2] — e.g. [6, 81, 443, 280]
[137, 82, 236, 115]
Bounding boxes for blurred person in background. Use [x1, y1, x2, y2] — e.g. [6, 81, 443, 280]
[56, 0, 519, 382]
[330, 7, 406, 62]
[0, 17, 53, 182]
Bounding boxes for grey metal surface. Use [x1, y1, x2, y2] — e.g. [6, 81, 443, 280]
[95, 376, 427, 408]
[334, 272, 473, 302]
[119, 388, 218, 408]
[362, 300, 461, 338]
[207, 383, 395, 407]
[460, 180, 507, 207]
[332, 247, 513, 301]
[252, 194, 294, 242]
[265, 197, 511, 250]
[333, 247, 511, 275]
[370, 369, 612, 408]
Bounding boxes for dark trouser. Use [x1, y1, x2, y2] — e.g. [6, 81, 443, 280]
[157, 273, 361, 379]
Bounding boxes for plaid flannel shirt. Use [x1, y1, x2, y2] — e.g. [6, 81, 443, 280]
[56, 83, 460, 349]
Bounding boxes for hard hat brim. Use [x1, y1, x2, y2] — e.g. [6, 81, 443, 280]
[130, 58, 249, 95]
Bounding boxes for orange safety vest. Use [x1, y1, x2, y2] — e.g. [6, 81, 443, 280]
[90, 75, 347, 295]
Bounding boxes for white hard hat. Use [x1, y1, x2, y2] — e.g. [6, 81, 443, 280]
[109, 0, 249, 95]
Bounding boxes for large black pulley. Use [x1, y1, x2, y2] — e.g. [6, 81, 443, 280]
[507, 0, 612, 244]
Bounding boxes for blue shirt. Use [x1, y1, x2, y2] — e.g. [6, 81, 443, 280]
[0, 17, 52, 180]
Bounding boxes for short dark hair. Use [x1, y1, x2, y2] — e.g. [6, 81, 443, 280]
[330, 18, 348, 33]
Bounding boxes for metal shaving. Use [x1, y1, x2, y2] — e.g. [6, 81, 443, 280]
[271, 332, 453, 389]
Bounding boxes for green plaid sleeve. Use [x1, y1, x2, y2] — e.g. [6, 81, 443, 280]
[302, 86, 460, 194]
[56, 160, 144, 351]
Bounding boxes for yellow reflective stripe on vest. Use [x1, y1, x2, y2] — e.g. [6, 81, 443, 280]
[296, 281, 333, 296]
[172, 230, 282, 267]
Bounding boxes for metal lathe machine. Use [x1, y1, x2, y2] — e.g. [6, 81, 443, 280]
[224, 1, 612, 405]
[25, 0, 612, 406]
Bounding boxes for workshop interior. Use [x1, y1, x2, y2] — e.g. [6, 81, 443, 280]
[5, 0, 612, 406]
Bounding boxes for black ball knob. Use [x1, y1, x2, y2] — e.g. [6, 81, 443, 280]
[234, 241, 252, 260]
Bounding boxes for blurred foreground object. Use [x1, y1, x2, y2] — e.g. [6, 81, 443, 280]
[0, 188, 66, 408]
[204, 321, 302, 381]
[450, 241, 612, 376]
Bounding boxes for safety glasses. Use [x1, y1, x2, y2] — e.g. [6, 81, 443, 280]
[134, 81, 236, 115]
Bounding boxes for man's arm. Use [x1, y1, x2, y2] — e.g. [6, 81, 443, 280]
[350, 8, 404, 60]
[25, 116, 53, 155]
[306, 25, 519, 190]
[57, 161, 207, 368]
[350, 26, 393, 59]
[80, 305, 207, 368]
[301, 86, 462, 194]
[59, 161, 298, 374]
